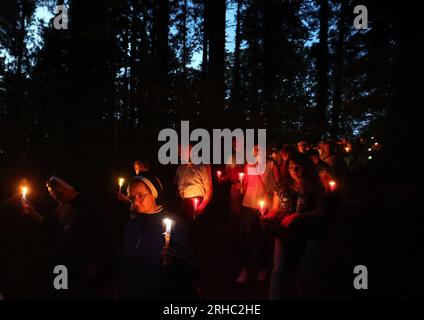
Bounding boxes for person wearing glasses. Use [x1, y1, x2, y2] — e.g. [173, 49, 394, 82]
[21, 175, 113, 299]
[118, 175, 196, 299]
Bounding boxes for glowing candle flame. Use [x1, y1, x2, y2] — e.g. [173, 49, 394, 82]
[216, 170, 222, 179]
[368, 156, 373, 160]
[259, 200, 266, 215]
[374, 142, 379, 146]
[238, 172, 244, 180]
[368, 148, 372, 152]
[118, 178, 125, 187]
[329, 180, 336, 191]
[21, 186, 28, 200]
[345, 146, 351, 153]
[193, 198, 199, 210]
[163, 218, 173, 235]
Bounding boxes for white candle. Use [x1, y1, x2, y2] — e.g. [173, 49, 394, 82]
[163, 218, 173, 249]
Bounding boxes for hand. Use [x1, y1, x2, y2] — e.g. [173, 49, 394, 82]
[117, 192, 130, 202]
[161, 247, 176, 266]
[281, 213, 300, 228]
[195, 203, 207, 215]
[21, 198, 35, 215]
[261, 210, 278, 221]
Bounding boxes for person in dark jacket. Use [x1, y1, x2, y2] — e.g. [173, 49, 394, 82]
[118, 176, 196, 300]
[22, 176, 114, 299]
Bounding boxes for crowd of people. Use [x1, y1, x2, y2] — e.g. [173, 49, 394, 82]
[3, 136, 379, 300]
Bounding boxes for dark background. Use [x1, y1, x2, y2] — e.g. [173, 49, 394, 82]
[0, 0, 423, 299]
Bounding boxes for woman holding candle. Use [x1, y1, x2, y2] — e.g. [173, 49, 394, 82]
[118, 176, 196, 300]
[236, 145, 279, 284]
[263, 152, 327, 299]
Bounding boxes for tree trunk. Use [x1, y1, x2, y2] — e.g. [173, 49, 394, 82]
[201, 1, 210, 82]
[14, 0, 27, 119]
[182, 0, 188, 83]
[156, 0, 169, 129]
[230, 0, 242, 128]
[207, 0, 226, 128]
[331, 0, 348, 139]
[316, 0, 329, 138]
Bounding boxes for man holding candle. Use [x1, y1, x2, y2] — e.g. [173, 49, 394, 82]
[173, 144, 213, 229]
[118, 176, 196, 300]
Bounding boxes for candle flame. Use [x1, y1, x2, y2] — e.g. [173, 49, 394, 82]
[163, 218, 173, 232]
[345, 146, 351, 153]
[239, 172, 244, 179]
[374, 142, 379, 146]
[193, 198, 200, 209]
[21, 186, 28, 198]
[368, 148, 372, 152]
[118, 178, 125, 187]
[217, 170, 222, 177]
[259, 200, 265, 208]
[329, 180, 336, 191]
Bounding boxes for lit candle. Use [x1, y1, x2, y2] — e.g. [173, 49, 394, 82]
[345, 146, 351, 153]
[193, 198, 199, 211]
[216, 170, 222, 179]
[374, 142, 379, 146]
[368, 148, 372, 152]
[371, 136, 375, 140]
[163, 218, 173, 249]
[258, 200, 266, 216]
[238, 172, 245, 193]
[368, 156, 373, 160]
[118, 177, 125, 194]
[21, 186, 28, 201]
[329, 180, 336, 192]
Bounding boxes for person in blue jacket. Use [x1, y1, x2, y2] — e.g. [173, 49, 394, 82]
[118, 175, 196, 300]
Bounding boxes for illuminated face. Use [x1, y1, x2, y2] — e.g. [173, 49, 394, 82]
[47, 184, 66, 203]
[298, 142, 307, 153]
[134, 162, 141, 175]
[253, 145, 264, 160]
[288, 161, 304, 184]
[129, 182, 154, 213]
[271, 151, 282, 163]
